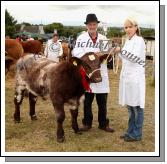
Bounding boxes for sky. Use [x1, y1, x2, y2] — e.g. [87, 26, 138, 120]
[5, 4, 156, 28]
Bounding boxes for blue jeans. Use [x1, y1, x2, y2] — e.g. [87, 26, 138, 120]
[126, 106, 144, 140]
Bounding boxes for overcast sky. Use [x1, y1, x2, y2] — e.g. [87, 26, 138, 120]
[5, 5, 155, 28]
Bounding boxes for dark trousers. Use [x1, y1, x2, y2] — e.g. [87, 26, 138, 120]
[82, 92, 109, 128]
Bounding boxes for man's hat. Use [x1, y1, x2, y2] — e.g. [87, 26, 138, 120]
[84, 13, 100, 24]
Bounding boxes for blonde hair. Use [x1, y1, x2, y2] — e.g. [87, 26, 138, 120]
[124, 17, 140, 36]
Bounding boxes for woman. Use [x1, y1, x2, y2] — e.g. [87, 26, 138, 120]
[119, 17, 146, 142]
[44, 33, 63, 62]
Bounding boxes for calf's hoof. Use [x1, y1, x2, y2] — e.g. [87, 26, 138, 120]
[14, 116, 21, 123]
[57, 137, 65, 143]
[31, 115, 38, 121]
[14, 119, 20, 123]
[75, 130, 82, 135]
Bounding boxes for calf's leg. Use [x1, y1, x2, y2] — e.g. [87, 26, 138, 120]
[55, 107, 65, 143]
[29, 92, 38, 120]
[70, 108, 82, 134]
[14, 86, 25, 123]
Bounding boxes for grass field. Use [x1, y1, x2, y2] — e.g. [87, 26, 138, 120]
[5, 60, 155, 152]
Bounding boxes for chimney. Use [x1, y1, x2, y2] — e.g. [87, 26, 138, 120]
[38, 24, 45, 34]
[54, 29, 57, 34]
[20, 24, 25, 32]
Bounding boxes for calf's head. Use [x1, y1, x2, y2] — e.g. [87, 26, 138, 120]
[71, 52, 107, 83]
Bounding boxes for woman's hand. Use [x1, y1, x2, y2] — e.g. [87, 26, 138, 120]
[114, 47, 121, 53]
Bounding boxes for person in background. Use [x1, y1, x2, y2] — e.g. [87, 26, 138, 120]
[119, 17, 146, 142]
[44, 33, 63, 62]
[15, 35, 22, 42]
[27, 35, 34, 41]
[5, 35, 10, 39]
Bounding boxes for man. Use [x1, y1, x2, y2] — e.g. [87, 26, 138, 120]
[15, 35, 22, 42]
[44, 33, 63, 62]
[72, 13, 115, 132]
[27, 35, 34, 41]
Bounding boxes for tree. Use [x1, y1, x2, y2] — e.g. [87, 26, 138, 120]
[107, 27, 124, 37]
[140, 28, 155, 37]
[44, 22, 64, 35]
[5, 9, 17, 38]
[61, 26, 86, 38]
[21, 22, 32, 26]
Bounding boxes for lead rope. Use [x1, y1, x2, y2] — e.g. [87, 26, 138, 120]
[113, 53, 120, 74]
[103, 46, 119, 74]
[86, 68, 101, 79]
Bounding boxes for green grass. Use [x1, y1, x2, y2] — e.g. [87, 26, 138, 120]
[5, 63, 155, 152]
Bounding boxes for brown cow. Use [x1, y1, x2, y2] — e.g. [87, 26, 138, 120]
[5, 39, 24, 73]
[5, 39, 24, 60]
[20, 40, 44, 54]
[14, 52, 105, 142]
[60, 42, 71, 61]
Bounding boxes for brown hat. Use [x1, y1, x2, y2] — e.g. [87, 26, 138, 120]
[84, 13, 100, 24]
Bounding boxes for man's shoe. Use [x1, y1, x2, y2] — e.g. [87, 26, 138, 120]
[79, 125, 92, 131]
[99, 126, 115, 133]
[124, 136, 141, 142]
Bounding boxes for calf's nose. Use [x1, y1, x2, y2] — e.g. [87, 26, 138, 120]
[95, 77, 102, 83]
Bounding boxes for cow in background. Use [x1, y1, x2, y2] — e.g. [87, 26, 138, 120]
[5, 39, 24, 73]
[20, 40, 44, 54]
[59, 37, 76, 61]
[60, 42, 71, 61]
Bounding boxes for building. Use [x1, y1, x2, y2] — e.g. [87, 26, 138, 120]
[144, 36, 155, 60]
[20, 24, 45, 34]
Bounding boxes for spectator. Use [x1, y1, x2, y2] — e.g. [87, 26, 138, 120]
[44, 33, 63, 62]
[27, 35, 34, 41]
[16, 35, 22, 42]
[5, 35, 10, 39]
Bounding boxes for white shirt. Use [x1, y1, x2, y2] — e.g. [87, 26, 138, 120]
[44, 39, 63, 62]
[119, 34, 146, 108]
[72, 31, 110, 93]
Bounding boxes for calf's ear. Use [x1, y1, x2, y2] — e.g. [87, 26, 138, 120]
[70, 57, 82, 66]
[99, 54, 108, 63]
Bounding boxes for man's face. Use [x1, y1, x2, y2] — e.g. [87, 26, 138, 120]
[86, 22, 98, 35]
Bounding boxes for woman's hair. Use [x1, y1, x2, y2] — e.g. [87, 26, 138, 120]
[124, 17, 140, 36]
[53, 33, 59, 37]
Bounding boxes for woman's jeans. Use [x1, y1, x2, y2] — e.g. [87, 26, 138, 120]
[126, 105, 144, 140]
